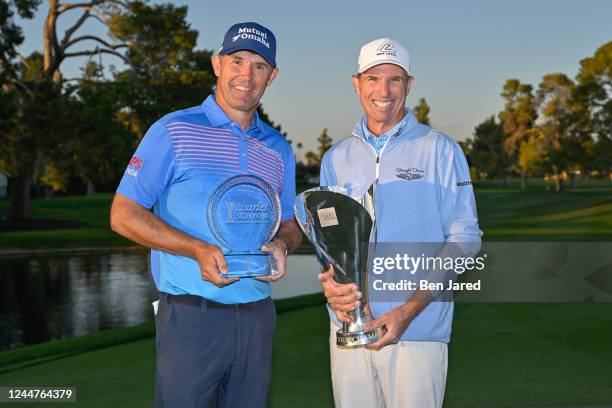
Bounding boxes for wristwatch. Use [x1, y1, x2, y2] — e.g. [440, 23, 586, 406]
[275, 236, 289, 256]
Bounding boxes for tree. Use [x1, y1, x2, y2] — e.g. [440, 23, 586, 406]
[574, 41, 612, 173]
[535, 73, 582, 191]
[41, 0, 128, 82]
[413, 97, 431, 125]
[499, 79, 537, 188]
[517, 133, 547, 182]
[49, 61, 134, 194]
[1, 0, 42, 221]
[0, 0, 40, 88]
[1, 52, 76, 221]
[304, 151, 319, 167]
[468, 116, 509, 181]
[1, 0, 129, 221]
[302, 129, 333, 168]
[295, 142, 303, 163]
[110, 1, 214, 140]
[317, 128, 333, 161]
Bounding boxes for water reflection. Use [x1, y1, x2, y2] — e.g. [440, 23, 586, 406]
[0, 251, 321, 351]
[0, 251, 155, 351]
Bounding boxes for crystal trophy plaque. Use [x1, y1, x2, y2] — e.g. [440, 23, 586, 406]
[207, 175, 281, 278]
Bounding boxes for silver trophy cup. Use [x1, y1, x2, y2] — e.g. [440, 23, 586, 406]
[294, 187, 380, 347]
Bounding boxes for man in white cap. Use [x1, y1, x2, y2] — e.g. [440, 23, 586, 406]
[318, 38, 482, 407]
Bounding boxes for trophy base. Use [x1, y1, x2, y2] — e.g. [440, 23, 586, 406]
[224, 252, 279, 278]
[336, 328, 379, 347]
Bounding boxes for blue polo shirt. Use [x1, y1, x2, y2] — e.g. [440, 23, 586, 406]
[117, 95, 295, 303]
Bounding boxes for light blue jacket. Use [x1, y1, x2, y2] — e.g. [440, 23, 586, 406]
[320, 109, 482, 342]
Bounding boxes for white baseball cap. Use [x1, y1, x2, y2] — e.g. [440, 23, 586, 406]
[357, 38, 411, 76]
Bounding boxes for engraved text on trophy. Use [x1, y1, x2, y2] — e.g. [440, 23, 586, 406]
[224, 201, 271, 224]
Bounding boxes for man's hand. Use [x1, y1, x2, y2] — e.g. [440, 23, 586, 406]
[194, 243, 238, 287]
[111, 194, 237, 287]
[318, 265, 361, 323]
[364, 304, 414, 350]
[257, 239, 288, 282]
[364, 290, 433, 350]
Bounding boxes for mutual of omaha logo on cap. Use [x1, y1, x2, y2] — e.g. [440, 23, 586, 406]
[218, 22, 277, 68]
[231, 27, 270, 49]
[357, 38, 411, 76]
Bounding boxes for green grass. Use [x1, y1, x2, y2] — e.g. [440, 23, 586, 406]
[1, 303, 611, 407]
[445, 303, 612, 408]
[0, 322, 155, 374]
[0, 194, 132, 249]
[477, 187, 612, 241]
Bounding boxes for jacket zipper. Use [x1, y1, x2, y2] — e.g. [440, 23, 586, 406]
[352, 133, 392, 243]
[375, 138, 391, 185]
[351, 132, 392, 188]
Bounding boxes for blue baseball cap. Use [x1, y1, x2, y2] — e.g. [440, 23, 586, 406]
[218, 22, 277, 68]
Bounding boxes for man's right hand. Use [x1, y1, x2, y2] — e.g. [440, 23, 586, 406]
[318, 265, 361, 323]
[194, 243, 238, 287]
[110, 194, 238, 288]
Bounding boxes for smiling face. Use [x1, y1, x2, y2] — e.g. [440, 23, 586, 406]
[212, 50, 278, 124]
[352, 63, 413, 136]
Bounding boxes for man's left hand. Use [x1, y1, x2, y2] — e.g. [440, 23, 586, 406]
[364, 304, 415, 350]
[256, 239, 287, 282]
[364, 289, 433, 350]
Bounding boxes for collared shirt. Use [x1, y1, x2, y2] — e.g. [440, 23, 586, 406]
[117, 95, 295, 303]
[361, 116, 404, 155]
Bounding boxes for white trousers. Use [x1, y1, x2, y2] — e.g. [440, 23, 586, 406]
[329, 323, 448, 408]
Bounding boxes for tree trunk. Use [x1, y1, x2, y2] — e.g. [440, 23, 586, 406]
[86, 179, 96, 195]
[6, 165, 34, 222]
[555, 176, 564, 192]
[571, 172, 581, 189]
[553, 167, 564, 192]
[520, 170, 527, 190]
[43, 0, 57, 73]
[44, 0, 63, 81]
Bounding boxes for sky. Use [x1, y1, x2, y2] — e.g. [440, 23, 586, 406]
[16, 0, 612, 157]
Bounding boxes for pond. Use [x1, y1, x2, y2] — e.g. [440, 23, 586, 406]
[0, 250, 321, 351]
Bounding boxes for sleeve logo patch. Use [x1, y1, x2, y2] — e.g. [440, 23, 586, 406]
[126, 155, 143, 177]
[457, 181, 472, 187]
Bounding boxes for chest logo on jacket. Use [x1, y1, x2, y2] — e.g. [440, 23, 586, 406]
[395, 167, 424, 181]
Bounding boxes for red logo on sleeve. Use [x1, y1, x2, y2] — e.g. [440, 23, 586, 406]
[126, 155, 143, 177]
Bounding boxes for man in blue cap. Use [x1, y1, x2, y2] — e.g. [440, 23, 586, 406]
[110, 22, 301, 408]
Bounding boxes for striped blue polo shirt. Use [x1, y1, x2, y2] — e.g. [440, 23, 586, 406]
[117, 95, 295, 303]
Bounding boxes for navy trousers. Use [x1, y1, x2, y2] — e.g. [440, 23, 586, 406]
[154, 293, 276, 408]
